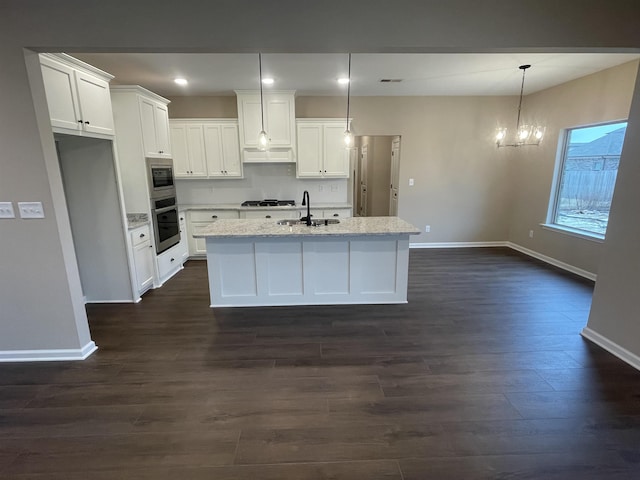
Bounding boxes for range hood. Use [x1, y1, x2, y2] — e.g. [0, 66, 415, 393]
[235, 90, 296, 163]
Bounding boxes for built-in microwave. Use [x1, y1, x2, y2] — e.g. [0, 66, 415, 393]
[147, 158, 175, 199]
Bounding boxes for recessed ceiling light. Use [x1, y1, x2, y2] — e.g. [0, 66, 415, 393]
[338, 78, 350, 85]
[261, 78, 274, 85]
[174, 78, 188, 86]
[380, 79, 403, 83]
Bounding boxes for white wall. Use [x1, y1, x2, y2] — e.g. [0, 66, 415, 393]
[1, 0, 640, 359]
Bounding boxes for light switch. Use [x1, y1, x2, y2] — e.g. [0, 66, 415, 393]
[409, 178, 414, 186]
[18, 202, 45, 219]
[0, 202, 15, 219]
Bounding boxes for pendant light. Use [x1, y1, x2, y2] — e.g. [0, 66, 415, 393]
[343, 53, 353, 148]
[257, 53, 270, 151]
[496, 64, 544, 148]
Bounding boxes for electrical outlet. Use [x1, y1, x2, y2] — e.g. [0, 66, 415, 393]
[529, 229, 534, 238]
[425, 225, 431, 233]
[18, 202, 45, 219]
[409, 178, 414, 186]
[0, 202, 15, 219]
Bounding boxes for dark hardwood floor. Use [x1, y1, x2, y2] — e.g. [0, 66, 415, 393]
[2, 247, 640, 479]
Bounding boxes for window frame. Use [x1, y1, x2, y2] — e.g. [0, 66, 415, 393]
[546, 119, 627, 240]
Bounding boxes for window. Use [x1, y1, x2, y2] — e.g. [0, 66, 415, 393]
[549, 121, 627, 237]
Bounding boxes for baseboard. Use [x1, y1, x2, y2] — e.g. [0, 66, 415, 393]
[581, 327, 640, 372]
[507, 242, 597, 281]
[410, 241, 509, 248]
[0, 341, 98, 362]
[85, 299, 135, 304]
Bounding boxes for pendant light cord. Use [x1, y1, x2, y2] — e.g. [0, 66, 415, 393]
[259, 53, 265, 131]
[515, 65, 529, 132]
[346, 53, 351, 131]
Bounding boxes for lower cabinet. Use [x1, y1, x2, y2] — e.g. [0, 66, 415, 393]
[130, 225, 154, 295]
[241, 210, 300, 220]
[188, 210, 239, 256]
[308, 208, 352, 219]
[157, 242, 185, 284]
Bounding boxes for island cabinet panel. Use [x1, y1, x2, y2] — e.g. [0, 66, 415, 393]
[205, 235, 411, 307]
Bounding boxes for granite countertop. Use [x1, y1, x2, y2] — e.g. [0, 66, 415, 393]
[194, 216, 420, 238]
[180, 203, 352, 212]
[127, 213, 150, 231]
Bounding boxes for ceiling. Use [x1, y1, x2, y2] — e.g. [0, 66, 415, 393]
[73, 53, 640, 98]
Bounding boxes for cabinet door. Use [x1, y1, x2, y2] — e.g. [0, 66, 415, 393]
[75, 71, 114, 136]
[170, 124, 190, 177]
[133, 240, 154, 293]
[296, 123, 323, 177]
[139, 97, 159, 156]
[40, 57, 82, 131]
[220, 124, 242, 177]
[266, 94, 294, 147]
[154, 103, 171, 157]
[203, 124, 225, 177]
[238, 95, 263, 148]
[185, 125, 207, 177]
[323, 124, 349, 177]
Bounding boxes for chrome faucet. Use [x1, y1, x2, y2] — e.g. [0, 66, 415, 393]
[301, 190, 311, 226]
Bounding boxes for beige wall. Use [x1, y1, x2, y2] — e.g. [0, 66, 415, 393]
[508, 60, 639, 274]
[167, 96, 237, 118]
[2, 0, 640, 362]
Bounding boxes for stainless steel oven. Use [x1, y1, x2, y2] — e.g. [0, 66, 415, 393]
[147, 158, 175, 199]
[151, 195, 180, 254]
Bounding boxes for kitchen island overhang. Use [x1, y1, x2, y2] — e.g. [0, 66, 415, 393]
[195, 217, 420, 307]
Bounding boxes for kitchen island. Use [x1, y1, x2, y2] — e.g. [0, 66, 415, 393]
[195, 216, 420, 307]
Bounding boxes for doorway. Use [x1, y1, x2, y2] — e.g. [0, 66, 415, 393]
[352, 135, 401, 216]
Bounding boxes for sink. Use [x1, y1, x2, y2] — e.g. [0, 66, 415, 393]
[276, 219, 302, 226]
[276, 218, 340, 226]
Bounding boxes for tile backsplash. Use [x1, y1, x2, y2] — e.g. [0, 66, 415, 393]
[175, 163, 348, 205]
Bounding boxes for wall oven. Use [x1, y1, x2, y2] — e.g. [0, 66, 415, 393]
[147, 157, 175, 199]
[151, 195, 180, 254]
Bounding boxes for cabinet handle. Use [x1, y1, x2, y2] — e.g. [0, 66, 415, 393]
[180, 217, 184, 221]
[333, 213, 339, 217]
[84, 121, 90, 125]
[212, 215, 218, 219]
[139, 233, 145, 238]
[170, 258, 175, 262]
[77, 120, 83, 123]
[265, 215, 271, 218]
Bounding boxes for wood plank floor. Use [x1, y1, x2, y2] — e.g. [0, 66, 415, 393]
[2, 247, 640, 479]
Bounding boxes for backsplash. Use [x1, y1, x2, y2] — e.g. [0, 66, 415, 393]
[175, 163, 348, 205]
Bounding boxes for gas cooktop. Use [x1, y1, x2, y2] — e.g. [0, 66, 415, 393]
[241, 199, 296, 207]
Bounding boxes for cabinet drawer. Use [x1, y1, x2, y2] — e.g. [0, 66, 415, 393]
[189, 210, 239, 222]
[243, 210, 298, 219]
[130, 225, 151, 247]
[157, 244, 181, 279]
[323, 209, 352, 218]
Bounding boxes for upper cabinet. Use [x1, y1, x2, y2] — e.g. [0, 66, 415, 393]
[235, 90, 296, 163]
[39, 53, 115, 137]
[138, 96, 171, 158]
[296, 119, 351, 178]
[170, 119, 242, 179]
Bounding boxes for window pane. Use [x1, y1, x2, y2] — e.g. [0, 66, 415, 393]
[554, 121, 626, 236]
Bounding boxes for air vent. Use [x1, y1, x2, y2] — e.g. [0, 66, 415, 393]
[380, 79, 403, 83]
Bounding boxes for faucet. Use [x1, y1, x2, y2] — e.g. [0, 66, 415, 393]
[301, 190, 311, 226]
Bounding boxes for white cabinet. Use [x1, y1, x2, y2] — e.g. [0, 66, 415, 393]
[130, 225, 154, 295]
[296, 119, 350, 178]
[176, 211, 189, 263]
[139, 96, 171, 158]
[111, 86, 172, 214]
[188, 210, 239, 256]
[156, 242, 184, 284]
[235, 90, 296, 162]
[204, 122, 242, 177]
[170, 120, 243, 178]
[40, 53, 115, 137]
[170, 123, 207, 178]
[242, 209, 299, 220]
